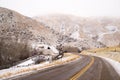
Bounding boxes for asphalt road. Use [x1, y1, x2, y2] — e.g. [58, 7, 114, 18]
[11, 55, 120, 80]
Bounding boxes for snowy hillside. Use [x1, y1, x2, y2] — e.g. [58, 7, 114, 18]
[34, 14, 120, 47]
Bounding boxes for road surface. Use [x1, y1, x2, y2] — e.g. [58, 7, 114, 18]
[9, 54, 120, 80]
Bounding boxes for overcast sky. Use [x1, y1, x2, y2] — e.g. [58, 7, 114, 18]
[0, 0, 120, 17]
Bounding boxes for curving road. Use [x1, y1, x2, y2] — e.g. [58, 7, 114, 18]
[10, 54, 120, 80]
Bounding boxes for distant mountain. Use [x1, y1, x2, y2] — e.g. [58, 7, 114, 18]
[34, 14, 120, 47]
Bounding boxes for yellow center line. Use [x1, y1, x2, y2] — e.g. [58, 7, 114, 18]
[70, 56, 95, 80]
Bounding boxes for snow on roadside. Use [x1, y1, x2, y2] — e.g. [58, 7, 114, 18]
[0, 61, 53, 80]
[100, 56, 120, 76]
[16, 59, 34, 67]
[0, 53, 79, 80]
[90, 53, 120, 76]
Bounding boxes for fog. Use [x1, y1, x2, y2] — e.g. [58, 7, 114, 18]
[0, 0, 120, 17]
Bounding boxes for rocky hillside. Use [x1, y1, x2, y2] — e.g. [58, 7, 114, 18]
[34, 14, 120, 47]
[0, 7, 60, 46]
[0, 7, 60, 68]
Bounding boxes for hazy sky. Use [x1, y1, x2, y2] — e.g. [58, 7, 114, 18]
[0, 0, 120, 17]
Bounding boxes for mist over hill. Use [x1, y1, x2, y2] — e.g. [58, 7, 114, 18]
[34, 14, 120, 47]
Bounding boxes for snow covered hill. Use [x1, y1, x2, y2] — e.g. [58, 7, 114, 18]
[34, 14, 120, 47]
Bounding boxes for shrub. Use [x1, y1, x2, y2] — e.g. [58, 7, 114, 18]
[0, 39, 30, 69]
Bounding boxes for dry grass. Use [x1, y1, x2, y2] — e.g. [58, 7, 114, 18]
[82, 46, 120, 62]
[95, 52, 120, 62]
[0, 40, 30, 69]
[88, 46, 120, 53]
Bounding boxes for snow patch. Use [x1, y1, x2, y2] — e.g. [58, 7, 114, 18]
[31, 44, 59, 54]
[70, 31, 79, 39]
[50, 46, 59, 53]
[16, 59, 34, 67]
[0, 53, 79, 80]
[92, 54, 120, 76]
[97, 32, 106, 41]
[105, 26, 118, 32]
